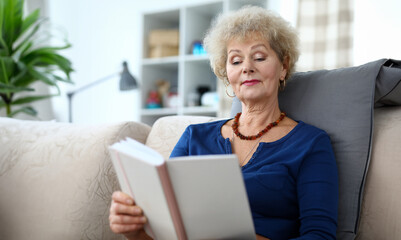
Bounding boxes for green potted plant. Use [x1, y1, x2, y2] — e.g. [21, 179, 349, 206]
[0, 0, 73, 118]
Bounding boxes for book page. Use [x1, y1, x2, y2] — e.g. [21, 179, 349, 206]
[167, 155, 256, 240]
[115, 138, 164, 165]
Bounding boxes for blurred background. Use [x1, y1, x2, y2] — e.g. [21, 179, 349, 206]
[7, 0, 400, 124]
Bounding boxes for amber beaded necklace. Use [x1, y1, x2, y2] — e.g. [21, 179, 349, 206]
[232, 112, 286, 140]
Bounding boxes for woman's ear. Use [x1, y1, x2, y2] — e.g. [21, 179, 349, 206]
[281, 56, 289, 79]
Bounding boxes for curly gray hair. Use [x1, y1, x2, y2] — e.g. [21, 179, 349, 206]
[203, 6, 300, 82]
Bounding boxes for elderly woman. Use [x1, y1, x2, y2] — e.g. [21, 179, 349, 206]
[109, 6, 338, 240]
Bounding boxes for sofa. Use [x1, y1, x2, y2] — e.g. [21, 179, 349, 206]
[0, 115, 215, 240]
[0, 59, 400, 240]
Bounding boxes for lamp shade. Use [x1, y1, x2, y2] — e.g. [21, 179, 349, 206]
[120, 61, 138, 91]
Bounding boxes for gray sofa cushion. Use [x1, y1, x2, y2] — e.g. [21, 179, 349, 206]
[231, 59, 401, 240]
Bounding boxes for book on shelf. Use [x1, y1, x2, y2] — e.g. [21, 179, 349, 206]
[109, 137, 256, 240]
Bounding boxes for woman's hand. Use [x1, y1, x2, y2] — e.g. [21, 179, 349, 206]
[109, 191, 151, 240]
[109, 191, 268, 240]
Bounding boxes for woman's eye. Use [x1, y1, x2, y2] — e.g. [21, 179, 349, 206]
[255, 57, 265, 61]
[231, 58, 241, 65]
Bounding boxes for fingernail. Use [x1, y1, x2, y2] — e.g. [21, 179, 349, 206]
[141, 217, 147, 223]
[126, 199, 133, 205]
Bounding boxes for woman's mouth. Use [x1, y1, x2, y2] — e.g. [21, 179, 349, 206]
[242, 79, 260, 86]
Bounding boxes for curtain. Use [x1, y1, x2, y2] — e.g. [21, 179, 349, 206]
[296, 0, 354, 71]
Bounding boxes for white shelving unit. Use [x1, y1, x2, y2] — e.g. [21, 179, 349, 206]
[139, 0, 268, 125]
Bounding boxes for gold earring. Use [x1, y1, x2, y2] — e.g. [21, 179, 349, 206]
[279, 78, 286, 91]
[224, 79, 235, 98]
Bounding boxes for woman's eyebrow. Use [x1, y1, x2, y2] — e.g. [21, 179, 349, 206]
[228, 44, 267, 54]
[251, 43, 267, 50]
[228, 49, 241, 54]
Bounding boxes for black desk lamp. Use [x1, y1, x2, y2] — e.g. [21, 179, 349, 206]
[67, 61, 138, 122]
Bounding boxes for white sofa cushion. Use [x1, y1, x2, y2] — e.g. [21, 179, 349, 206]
[146, 115, 217, 159]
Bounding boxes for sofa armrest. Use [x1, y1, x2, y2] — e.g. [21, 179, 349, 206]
[145, 115, 218, 159]
[0, 118, 151, 240]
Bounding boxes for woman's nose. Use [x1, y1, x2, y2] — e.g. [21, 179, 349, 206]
[242, 60, 255, 74]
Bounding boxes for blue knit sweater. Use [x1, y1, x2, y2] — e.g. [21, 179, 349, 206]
[170, 119, 338, 240]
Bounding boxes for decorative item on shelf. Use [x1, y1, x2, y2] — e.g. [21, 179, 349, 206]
[146, 90, 162, 109]
[187, 92, 200, 107]
[148, 29, 179, 58]
[201, 91, 219, 108]
[156, 79, 170, 107]
[192, 41, 207, 55]
[67, 61, 138, 122]
[197, 86, 210, 106]
[166, 92, 179, 108]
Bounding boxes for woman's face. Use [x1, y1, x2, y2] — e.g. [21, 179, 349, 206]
[226, 38, 287, 104]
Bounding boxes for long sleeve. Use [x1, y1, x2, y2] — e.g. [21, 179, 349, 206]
[291, 135, 338, 240]
[170, 127, 190, 158]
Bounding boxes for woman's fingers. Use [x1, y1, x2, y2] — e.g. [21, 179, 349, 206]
[109, 191, 148, 236]
[109, 213, 147, 225]
[110, 222, 145, 234]
[112, 191, 135, 205]
[110, 200, 143, 216]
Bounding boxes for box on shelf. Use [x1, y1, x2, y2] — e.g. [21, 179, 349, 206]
[148, 29, 179, 58]
[148, 29, 179, 47]
[149, 45, 179, 58]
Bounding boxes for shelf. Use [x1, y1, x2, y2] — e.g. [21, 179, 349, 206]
[142, 56, 180, 66]
[141, 106, 218, 116]
[139, 0, 268, 125]
[140, 108, 178, 116]
[183, 106, 218, 114]
[142, 55, 209, 64]
[184, 54, 209, 62]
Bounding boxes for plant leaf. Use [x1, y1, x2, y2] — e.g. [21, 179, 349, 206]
[12, 94, 56, 105]
[9, 60, 28, 84]
[3, 0, 23, 48]
[20, 9, 40, 36]
[28, 67, 56, 86]
[0, 56, 14, 84]
[0, 0, 4, 33]
[21, 47, 73, 79]
[0, 0, 10, 54]
[30, 44, 72, 53]
[13, 19, 41, 54]
[52, 73, 74, 84]
[0, 0, 73, 118]
[9, 105, 37, 117]
[0, 82, 33, 93]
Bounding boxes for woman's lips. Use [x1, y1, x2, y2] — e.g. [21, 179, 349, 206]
[242, 79, 260, 86]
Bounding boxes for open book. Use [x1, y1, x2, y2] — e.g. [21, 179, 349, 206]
[109, 138, 256, 240]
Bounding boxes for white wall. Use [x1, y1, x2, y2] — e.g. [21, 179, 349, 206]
[353, 0, 401, 65]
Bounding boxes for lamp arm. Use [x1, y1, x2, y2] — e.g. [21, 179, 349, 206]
[67, 72, 119, 123]
[67, 72, 119, 97]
